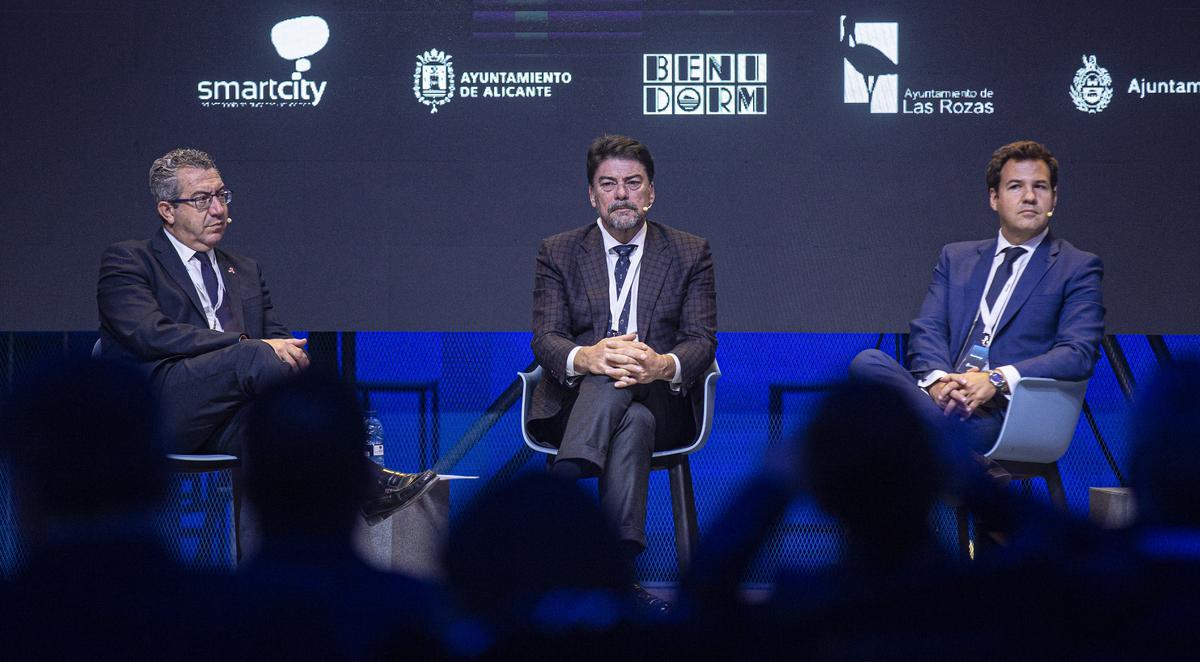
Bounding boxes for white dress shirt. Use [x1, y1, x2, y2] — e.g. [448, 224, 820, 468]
[162, 227, 228, 332]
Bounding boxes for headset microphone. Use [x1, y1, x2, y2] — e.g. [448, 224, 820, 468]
[226, 217, 233, 225]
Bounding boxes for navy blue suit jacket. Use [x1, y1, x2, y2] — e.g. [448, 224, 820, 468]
[97, 227, 292, 379]
[908, 232, 1104, 381]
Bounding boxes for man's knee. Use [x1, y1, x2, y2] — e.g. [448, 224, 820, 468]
[849, 348, 895, 382]
[617, 402, 655, 451]
[234, 340, 291, 390]
[578, 373, 633, 411]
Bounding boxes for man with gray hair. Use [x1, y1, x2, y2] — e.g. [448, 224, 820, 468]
[98, 148, 435, 523]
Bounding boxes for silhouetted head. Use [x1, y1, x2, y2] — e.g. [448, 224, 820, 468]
[0, 359, 166, 529]
[244, 369, 372, 538]
[1129, 360, 1200, 528]
[800, 381, 943, 548]
[444, 473, 628, 623]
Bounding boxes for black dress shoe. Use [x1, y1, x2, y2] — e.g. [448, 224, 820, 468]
[631, 582, 672, 615]
[361, 469, 439, 526]
[376, 466, 426, 494]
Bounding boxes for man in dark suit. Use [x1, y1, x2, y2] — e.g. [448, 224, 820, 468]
[850, 140, 1105, 456]
[529, 135, 717, 609]
[97, 148, 435, 521]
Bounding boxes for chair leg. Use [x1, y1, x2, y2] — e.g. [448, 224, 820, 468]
[668, 458, 700, 572]
[231, 466, 243, 564]
[1044, 463, 1067, 513]
[955, 505, 971, 560]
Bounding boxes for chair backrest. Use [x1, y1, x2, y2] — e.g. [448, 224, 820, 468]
[517, 360, 722, 459]
[983, 377, 1088, 464]
[92, 337, 102, 359]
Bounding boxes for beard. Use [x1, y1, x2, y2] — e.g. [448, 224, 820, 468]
[603, 201, 644, 232]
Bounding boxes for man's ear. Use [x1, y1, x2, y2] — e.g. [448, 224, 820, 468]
[588, 185, 598, 210]
[988, 188, 998, 213]
[157, 201, 174, 225]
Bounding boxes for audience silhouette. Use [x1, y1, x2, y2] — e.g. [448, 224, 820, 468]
[4, 354, 1198, 659]
[236, 369, 442, 660]
[0, 359, 233, 658]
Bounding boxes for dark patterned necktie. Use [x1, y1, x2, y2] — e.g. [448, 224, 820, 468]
[985, 246, 1026, 312]
[194, 252, 236, 332]
[610, 244, 637, 335]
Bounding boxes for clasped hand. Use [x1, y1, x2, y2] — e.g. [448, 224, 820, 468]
[575, 333, 671, 388]
[262, 337, 310, 372]
[929, 368, 996, 420]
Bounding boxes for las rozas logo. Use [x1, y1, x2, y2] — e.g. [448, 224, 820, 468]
[197, 16, 329, 107]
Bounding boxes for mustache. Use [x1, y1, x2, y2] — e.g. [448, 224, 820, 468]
[608, 201, 640, 213]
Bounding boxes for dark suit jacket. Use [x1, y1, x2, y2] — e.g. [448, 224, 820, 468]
[97, 227, 292, 378]
[908, 232, 1104, 381]
[530, 220, 717, 423]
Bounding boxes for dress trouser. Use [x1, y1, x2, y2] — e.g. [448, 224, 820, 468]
[848, 349, 1005, 455]
[529, 374, 694, 548]
[153, 340, 293, 454]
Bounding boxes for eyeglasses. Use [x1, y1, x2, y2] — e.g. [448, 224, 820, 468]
[167, 189, 232, 211]
[596, 179, 644, 193]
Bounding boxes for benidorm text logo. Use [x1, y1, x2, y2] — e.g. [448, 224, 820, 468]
[197, 16, 330, 108]
[841, 16, 898, 113]
[643, 54, 767, 115]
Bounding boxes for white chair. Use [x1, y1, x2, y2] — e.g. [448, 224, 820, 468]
[958, 377, 1089, 554]
[518, 360, 721, 570]
[984, 377, 1089, 508]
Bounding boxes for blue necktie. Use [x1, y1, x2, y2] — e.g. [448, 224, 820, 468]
[957, 246, 1026, 370]
[609, 244, 637, 336]
[984, 246, 1026, 312]
[194, 252, 237, 333]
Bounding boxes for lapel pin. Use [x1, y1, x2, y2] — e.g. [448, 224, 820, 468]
[227, 266, 236, 274]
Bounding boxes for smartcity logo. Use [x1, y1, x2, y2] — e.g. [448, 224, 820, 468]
[841, 16, 898, 113]
[197, 16, 330, 108]
[414, 49, 455, 113]
[1069, 55, 1113, 113]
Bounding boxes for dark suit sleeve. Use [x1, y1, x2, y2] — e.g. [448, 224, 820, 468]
[1011, 253, 1104, 380]
[667, 238, 717, 387]
[531, 238, 580, 385]
[98, 242, 240, 360]
[907, 246, 956, 375]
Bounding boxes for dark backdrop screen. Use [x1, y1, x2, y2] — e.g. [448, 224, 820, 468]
[3, 1, 1197, 332]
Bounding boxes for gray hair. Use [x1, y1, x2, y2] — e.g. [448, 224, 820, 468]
[149, 148, 220, 203]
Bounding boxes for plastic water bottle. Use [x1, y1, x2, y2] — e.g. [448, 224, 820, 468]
[364, 411, 385, 466]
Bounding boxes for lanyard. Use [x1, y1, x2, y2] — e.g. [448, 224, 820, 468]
[977, 254, 1023, 347]
[608, 244, 643, 333]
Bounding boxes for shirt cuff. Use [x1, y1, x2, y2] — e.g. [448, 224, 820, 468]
[917, 369, 948, 390]
[667, 353, 683, 392]
[566, 346, 582, 378]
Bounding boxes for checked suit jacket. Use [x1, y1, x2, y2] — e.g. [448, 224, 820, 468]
[97, 227, 292, 379]
[530, 220, 717, 427]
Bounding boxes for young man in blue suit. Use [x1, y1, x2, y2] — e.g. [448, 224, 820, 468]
[850, 140, 1105, 457]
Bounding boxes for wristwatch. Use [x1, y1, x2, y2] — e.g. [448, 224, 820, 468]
[987, 370, 1009, 395]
